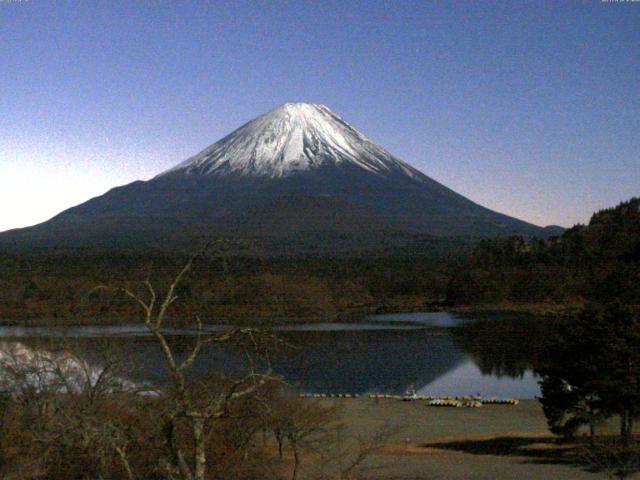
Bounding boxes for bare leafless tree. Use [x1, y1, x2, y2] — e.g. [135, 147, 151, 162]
[310, 422, 402, 480]
[95, 250, 282, 480]
[0, 336, 145, 479]
[258, 391, 335, 480]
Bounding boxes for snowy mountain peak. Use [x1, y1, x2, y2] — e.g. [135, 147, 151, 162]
[270, 101, 332, 117]
[160, 103, 423, 179]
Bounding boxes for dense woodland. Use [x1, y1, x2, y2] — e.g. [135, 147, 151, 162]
[0, 198, 638, 325]
[447, 197, 640, 309]
[0, 251, 457, 325]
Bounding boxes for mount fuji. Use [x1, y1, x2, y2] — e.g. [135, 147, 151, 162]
[0, 103, 558, 252]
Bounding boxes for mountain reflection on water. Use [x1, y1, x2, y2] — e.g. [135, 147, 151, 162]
[0, 312, 554, 398]
[449, 313, 562, 379]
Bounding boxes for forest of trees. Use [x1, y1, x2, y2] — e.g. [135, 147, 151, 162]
[447, 197, 640, 309]
[0, 252, 456, 326]
[0, 198, 637, 326]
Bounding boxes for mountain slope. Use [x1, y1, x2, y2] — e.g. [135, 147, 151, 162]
[0, 103, 554, 252]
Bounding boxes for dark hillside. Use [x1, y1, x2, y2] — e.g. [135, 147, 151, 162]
[447, 197, 640, 308]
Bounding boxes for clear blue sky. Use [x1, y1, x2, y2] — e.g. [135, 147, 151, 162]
[1, 0, 638, 231]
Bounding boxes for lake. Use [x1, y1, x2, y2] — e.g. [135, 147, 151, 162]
[0, 312, 546, 399]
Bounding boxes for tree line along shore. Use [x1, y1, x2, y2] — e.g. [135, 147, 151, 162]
[0, 197, 636, 327]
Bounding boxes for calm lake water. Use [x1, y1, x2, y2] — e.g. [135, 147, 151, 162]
[0, 312, 544, 399]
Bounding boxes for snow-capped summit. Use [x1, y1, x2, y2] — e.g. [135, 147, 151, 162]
[160, 102, 421, 179]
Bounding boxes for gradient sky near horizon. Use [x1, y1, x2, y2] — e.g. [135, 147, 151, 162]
[1, 0, 638, 232]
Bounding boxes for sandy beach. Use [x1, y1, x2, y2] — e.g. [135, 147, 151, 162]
[306, 398, 615, 479]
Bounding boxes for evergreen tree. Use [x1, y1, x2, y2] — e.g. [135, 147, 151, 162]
[537, 302, 640, 444]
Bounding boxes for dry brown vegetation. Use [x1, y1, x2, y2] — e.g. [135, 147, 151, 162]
[0, 253, 448, 326]
[0, 253, 396, 480]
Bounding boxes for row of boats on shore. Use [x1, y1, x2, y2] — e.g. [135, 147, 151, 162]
[298, 392, 519, 407]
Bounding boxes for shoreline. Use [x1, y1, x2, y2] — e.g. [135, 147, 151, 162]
[0, 301, 581, 327]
